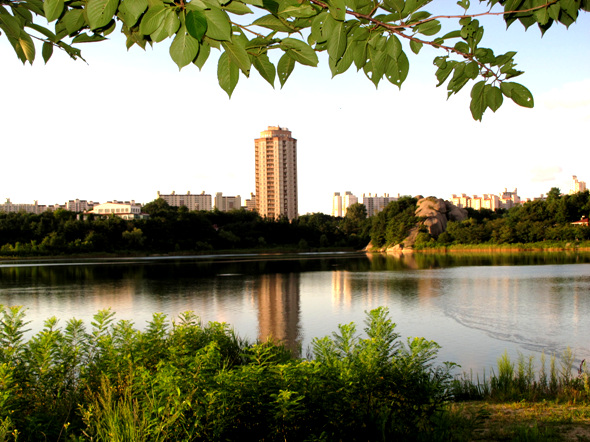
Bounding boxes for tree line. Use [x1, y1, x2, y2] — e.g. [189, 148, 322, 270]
[0, 199, 370, 256]
[1, 188, 590, 257]
[369, 189, 590, 249]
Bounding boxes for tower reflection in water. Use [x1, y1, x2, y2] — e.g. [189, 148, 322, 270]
[252, 273, 301, 354]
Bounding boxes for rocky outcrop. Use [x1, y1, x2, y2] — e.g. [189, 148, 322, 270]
[416, 197, 467, 237]
[366, 197, 468, 253]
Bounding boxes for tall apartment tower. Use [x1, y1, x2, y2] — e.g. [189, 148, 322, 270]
[254, 126, 298, 220]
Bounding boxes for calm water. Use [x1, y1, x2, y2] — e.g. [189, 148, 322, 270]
[1, 251, 589, 373]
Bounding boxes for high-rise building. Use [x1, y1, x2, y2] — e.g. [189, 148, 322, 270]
[332, 191, 358, 217]
[254, 126, 298, 220]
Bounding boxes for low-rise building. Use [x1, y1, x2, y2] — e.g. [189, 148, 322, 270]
[87, 201, 148, 220]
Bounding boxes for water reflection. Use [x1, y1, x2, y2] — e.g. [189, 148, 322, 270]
[1, 252, 590, 371]
[253, 274, 301, 351]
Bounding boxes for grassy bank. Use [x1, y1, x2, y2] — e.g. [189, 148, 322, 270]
[409, 241, 590, 253]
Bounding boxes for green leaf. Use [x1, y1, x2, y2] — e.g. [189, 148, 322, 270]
[485, 84, 503, 112]
[253, 52, 275, 86]
[223, 1, 252, 14]
[72, 33, 107, 43]
[310, 11, 330, 44]
[87, 0, 120, 30]
[331, 39, 354, 76]
[327, 0, 346, 21]
[44, 0, 64, 22]
[139, 4, 166, 35]
[252, 14, 296, 32]
[409, 39, 422, 54]
[327, 20, 346, 61]
[414, 19, 441, 36]
[204, 7, 231, 41]
[186, 10, 207, 41]
[385, 35, 401, 59]
[279, 3, 316, 18]
[193, 40, 210, 69]
[221, 40, 250, 75]
[277, 52, 295, 87]
[118, 0, 148, 27]
[469, 80, 485, 121]
[150, 9, 180, 42]
[385, 50, 408, 88]
[280, 37, 318, 66]
[500, 82, 534, 108]
[217, 51, 239, 96]
[170, 28, 200, 69]
[42, 41, 53, 63]
[17, 30, 35, 63]
[61, 9, 87, 35]
[0, 10, 24, 38]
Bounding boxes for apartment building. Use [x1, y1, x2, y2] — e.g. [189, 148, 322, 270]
[0, 199, 45, 214]
[214, 192, 242, 212]
[254, 126, 298, 220]
[156, 190, 212, 211]
[332, 191, 359, 217]
[451, 188, 521, 210]
[361, 193, 399, 217]
[570, 175, 587, 194]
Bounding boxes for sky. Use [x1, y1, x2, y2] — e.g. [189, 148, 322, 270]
[2, 3, 589, 215]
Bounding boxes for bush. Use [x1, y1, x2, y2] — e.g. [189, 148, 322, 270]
[0, 306, 455, 441]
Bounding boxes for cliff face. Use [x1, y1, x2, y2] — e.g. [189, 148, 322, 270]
[380, 197, 467, 253]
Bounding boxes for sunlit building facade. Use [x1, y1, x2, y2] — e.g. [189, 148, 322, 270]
[156, 190, 212, 211]
[570, 175, 587, 194]
[254, 126, 298, 220]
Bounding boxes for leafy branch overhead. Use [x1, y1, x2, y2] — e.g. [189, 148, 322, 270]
[1, 0, 587, 120]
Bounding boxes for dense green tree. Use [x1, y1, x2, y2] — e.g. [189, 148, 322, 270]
[2, 0, 587, 119]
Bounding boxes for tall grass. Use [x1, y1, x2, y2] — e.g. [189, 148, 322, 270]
[451, 350, 590, 403]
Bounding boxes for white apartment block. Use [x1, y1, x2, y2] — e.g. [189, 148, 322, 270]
[332, 191, 359, 217]
[361, 193, 399, 217]
[255, 126, 298, 220]
[66, 199, 98, 212]
[215, 192, 242, 212]
[451, 188, 521, 211]
[157, 191, 212, 211]
[569, 175, 587, 194]
[87, 201, 147, 219]
[0, 199, 45, 214]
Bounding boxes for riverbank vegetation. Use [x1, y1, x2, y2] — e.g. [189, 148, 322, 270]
[369, 189, 590, 251]
[0, 199, 370, 257]
[0, 306, 589, 441]
[1, 188, 590, 258]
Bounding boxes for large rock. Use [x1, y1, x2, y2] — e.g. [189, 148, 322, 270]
[414, 197, 467, 238]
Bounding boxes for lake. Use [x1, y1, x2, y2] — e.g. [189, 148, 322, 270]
[1, 251, 589, 374]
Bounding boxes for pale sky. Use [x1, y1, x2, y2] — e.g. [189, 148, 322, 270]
[2, 3, 589, 214]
